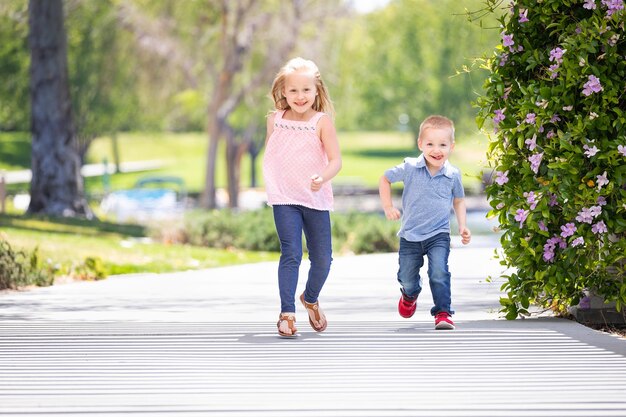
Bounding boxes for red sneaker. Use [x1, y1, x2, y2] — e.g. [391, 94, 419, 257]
[398, 294, 417, 318]
[435, 312, 455, 330]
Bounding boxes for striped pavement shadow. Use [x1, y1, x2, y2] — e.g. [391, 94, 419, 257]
[1, 320, 625, 417]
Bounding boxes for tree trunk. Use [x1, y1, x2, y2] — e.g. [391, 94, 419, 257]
[249, 141, 259, 188]
[225, 126, 249, 209]
[28, 0, 92, 218]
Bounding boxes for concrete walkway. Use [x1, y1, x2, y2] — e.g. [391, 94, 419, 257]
[1, 238, 626, 416]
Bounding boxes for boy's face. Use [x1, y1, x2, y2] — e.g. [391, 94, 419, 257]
[417, 127, 454, 172]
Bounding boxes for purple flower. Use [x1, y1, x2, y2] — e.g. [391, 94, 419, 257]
[582, 75, 603, 96]
[499, 53, 509, 67]
[597, 196, 607, 206]
[583, 144, 599, 157]
[543, 235, 566, 262]
[549, 47, 565, 63]
[601, 0, 624, 15]
[547, 130, 556, 139]
[550, 114, 561, 123]
[589, 205, 603, 217]
[515, 209, 529, 226]
[525, 135, 537, 151]
[543, 246, 555, 262]
[502, 33, 515, 47]
[596, 171, 609, 189]
[518, 8, 529, 22]
[549, 193, 558, 207]
[572, 237, 584, 247]
[592, 221, 608, 234]
[493, 109, 506, 125]
[576, 207, 594, 224]
[528, 153, 543, 174]
[618, 145, 626, 156]
[584, 0, 597, 9]
[524, 191, 538, 210]
[538, 221, 548, 231]
[525, 113, 536, 124]
[548, 65, 559, 79]
[560, 223, 577, 238]
[495, 170, 509, 185]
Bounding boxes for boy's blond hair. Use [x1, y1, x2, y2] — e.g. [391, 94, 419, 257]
[270, 57, 335, 118]
[419, 115, 455, 143]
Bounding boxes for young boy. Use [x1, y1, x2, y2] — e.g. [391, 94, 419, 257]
[379, 115, 471, 330]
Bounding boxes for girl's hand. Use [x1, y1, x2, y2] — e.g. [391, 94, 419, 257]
[311, 174, 324, 191]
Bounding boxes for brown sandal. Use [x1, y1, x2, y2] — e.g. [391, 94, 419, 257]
[277, 313, 297, 337]
[300, 293, 327, 332]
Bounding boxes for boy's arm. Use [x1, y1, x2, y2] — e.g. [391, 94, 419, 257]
[379, 175, 401, 220]
[453, 197, 471, 245]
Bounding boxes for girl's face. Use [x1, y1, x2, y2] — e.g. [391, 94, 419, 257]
[417, 128, 454, 173]
[283, 70, 318, 117]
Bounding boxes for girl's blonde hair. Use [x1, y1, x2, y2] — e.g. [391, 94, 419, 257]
[270, 57, 335, 118]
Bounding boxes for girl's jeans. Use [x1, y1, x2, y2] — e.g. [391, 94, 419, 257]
[397, 233, 454, 316]
[273, 205, 333, 313]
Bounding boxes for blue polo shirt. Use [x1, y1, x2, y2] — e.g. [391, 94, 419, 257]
[384, 154, 465, 242]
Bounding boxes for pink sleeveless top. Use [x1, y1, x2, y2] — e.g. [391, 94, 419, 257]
[263, 110, 334, 211]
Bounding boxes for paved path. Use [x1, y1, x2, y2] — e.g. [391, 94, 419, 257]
[1, 238, 626, 416]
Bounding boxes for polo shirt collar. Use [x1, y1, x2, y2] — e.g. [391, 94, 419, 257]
[416, 154, 455, 178]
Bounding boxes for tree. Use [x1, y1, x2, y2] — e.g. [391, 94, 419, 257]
[118, 0, 341, 208]
[0, 1, 30, 131]
[476, 0, 626, 317]
[65, 0, 139, 163]
[333, 0, 499, 136]
[28, 0, 92, 218]
[202, 0, 306, 209]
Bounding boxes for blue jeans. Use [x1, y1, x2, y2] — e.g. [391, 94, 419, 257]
[397, 233, 453, 316]
[272, 205, 333, 313]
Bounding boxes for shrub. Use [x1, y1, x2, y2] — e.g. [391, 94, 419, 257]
[476, 0, 626, 318]
[178, 209, 399, 255]
[332, 212, 399, 254]
[0, 238, 55, 290]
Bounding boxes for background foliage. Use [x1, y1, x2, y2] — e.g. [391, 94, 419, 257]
[477, 0, 626, 318]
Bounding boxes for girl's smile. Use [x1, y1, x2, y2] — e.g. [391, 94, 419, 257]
[283, 70, 318, 120]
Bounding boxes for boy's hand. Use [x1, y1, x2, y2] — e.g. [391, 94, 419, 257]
[383, 206, 401, 221]
[460, 226, 472, 245]
[311, 174, 323, 191]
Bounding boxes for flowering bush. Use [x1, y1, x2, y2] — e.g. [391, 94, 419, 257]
[476, 0, 626, 318]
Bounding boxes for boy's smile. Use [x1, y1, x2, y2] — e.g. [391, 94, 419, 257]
[418, 127, 454, 176]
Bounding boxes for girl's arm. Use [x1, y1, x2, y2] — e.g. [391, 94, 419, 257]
[312, 115, 342, 190]
[264, 112, 276, 147]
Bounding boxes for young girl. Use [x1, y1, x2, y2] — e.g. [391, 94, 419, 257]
[262, 57, 342, 337]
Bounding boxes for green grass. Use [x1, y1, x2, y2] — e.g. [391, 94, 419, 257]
[2, 130, 489, 194]
[82, 130, 489, 195]
[0, 129, 489, 279]
[0, 214, 278, 276]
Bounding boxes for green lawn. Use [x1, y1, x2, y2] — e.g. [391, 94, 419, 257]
[83, 129, 489, 195]
[0, 129, 489, 281]
[0, 214, 278, 276]
[2, 129, 489, 194]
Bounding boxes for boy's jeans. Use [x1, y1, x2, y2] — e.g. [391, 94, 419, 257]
[397, 232, 454, 316]
[273, 205, 332, 313]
